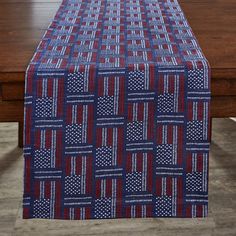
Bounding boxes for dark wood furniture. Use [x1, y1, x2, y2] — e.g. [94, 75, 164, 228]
[0, 0, 236, 147]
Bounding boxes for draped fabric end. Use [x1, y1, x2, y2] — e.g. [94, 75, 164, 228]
[23, 0, 211, 219]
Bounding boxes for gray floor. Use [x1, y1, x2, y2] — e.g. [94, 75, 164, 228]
[0, 119, 235, 236]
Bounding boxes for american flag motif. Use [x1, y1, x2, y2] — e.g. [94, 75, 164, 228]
[23, 0, 211, 219]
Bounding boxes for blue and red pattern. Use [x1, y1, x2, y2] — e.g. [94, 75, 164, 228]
[23, 0, 211, 219]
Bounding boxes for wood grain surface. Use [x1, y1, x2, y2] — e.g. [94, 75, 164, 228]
[0, 0, 235, 129]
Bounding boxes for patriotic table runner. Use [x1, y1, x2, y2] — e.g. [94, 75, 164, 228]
[23, 0, 211, 219]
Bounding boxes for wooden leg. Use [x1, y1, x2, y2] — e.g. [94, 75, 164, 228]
[18, 121, 23, 148]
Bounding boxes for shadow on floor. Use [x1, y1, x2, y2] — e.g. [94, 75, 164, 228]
[0, 147, 23, 178]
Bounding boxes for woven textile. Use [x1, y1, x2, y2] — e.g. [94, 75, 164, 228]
[23, 0, 210, 219]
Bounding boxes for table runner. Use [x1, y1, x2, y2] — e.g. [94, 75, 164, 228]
[23, 0, 210, 219]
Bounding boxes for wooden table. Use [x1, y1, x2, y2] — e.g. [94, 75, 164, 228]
[0, 0, 236, 147]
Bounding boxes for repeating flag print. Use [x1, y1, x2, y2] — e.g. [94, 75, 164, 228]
[23, 0, 211, 219]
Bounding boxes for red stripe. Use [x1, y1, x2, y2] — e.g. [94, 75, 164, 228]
[146, 205, 153, 217]
[187, 101, 193, 120]
[197, 153, 203, 172]
[107, 127, 113, 147]
[76, 156, 81, 176]
[136, 153, 142, 172]
[66, 105, 72, 124]
[55, 181, 61, 218]
[106, 179, 112, 197]
[147, 153, 153, 192]
[118, 77, 125, 114]
[34, 181, 40, 199]
[36, 79, 42, 97]
[56, 130, 62, 168]
[25, 107, 32, 145]
[198, 101, 203, 120]
[156, 176, 162, 196]
[177, 177, 183, 217]
[157, 125, 163, 145]
[138, 103, 144, 121]
[126, 152, 132, 173]
[64, 208, 69, 220]
[95, 179, 101, 198]
[147, 102, 155, 140]
[136, 205, 141, 218]
[179, 74, 184, 112]
[109, 77, 115, 96]
[65, 157, 71, 176]
[117, 128, 124, 166]
[75, 208, 80, 220]
[35, 129, 41, 149]
[23, 208, 30, 218]
[85, 207, 92, 219]
[166, 177, 172, 196]
[127, 103, 132, 121]
[45, 181, 51, 199]
[178, 126, 183, 166]
[45, 129, 51, 149]
[47, 79, 53, 97]
[186, 205, 192, 217]
[186, 153, 192, 172]
[169, 75, 174, 94]
[96, 127, 102, 147]
[149, 64, 155, 90]
[87, 104, 93, 143]
[116, 179, 122, 201]
[24, 158, 31, 194]
[196, 205, 203, 217]
[77, 104, 83, 124]
[168, 125, 173, 144]
[86, 156, 92, 194]
[98, 76, 103, 97]
[125, 206, 131, 218]
[57, 80, 64, 116]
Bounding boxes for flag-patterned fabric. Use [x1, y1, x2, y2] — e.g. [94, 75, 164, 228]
[23, 0, 211, 219]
